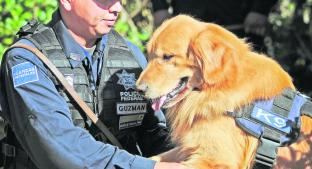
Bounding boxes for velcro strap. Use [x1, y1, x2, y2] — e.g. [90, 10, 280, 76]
[2, 143, 15, 157]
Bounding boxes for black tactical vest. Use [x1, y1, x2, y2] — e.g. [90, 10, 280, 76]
[18, 21, 94, 128]
[17, 20, 150, 154]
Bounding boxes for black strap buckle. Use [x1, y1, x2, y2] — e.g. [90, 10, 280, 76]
[2, 143, 15, 157]
[254, 136, 280, 167]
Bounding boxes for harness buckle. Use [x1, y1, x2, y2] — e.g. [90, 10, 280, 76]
[254, 136, 279, 167]
[2, 143, 15, 157]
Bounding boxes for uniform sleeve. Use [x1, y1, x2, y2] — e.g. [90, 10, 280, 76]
[126, 41, 174, 157]
[2, 40, 156, 169]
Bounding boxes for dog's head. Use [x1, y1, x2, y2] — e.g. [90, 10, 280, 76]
[136, 15, 250, 111]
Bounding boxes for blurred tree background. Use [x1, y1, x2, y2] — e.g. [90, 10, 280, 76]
[0, 0, 58, 59]
[0, 0, 312, 96]
[266, 0, 312, 96]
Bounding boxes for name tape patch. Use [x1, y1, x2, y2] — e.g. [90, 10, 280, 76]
[116, 102, 147, 115]
[12, 62, 39, 87]
[119, 114, 145, 130]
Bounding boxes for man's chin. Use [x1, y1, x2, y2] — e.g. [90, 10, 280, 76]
[96, 27, 112, 36]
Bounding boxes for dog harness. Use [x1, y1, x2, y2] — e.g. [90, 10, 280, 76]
[227, 88, 312, 168]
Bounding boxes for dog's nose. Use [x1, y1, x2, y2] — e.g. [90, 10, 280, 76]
[136, 82, 148, 94]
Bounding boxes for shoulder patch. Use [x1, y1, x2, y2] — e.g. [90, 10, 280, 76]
[12, 62, 39, 87]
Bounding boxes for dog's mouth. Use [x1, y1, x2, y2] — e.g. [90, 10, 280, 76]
[151, 77, 190, 111]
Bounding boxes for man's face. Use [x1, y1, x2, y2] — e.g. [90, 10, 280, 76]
[69, 0, 122, 37]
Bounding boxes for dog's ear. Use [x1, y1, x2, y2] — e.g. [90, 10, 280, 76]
[189, 25, 240, 86]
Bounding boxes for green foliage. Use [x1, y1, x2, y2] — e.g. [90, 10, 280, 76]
[0, 0, 58, 60]
[115, 0, 153, 51]
[266, 0, 312, 95]
[0, 0, 154, 60]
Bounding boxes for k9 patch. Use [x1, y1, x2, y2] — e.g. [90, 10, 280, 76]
[119, 114, 145, 130]
[251, 106, 291, 134]
[12, 62, 39, 87]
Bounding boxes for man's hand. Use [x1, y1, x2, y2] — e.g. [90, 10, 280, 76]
[154, 162, 192, 169]
[244, 12, 268, 36]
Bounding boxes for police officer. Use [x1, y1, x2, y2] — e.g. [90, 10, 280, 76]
[0, 0, 190, 168]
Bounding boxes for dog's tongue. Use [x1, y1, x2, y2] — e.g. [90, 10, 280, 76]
[151, 96, 167, 111]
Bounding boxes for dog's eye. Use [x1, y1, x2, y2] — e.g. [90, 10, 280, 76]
[163, 54, 174, 61]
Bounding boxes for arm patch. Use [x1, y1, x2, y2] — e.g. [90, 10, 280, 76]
[12, 62, 39, 87]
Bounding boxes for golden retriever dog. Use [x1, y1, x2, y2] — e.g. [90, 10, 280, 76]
[136, 15, 312, 169]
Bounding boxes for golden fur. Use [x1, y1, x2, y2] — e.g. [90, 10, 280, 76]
[136, 15, 312, 169]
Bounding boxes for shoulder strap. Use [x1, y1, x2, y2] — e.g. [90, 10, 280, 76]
[106, 29, 142, 67]
[107, 29, 129, 48]
[8, 43, 123, 149]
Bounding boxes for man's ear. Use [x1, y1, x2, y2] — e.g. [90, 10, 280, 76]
[189, 27, 238, 86]
[59, 0, 73, 11]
